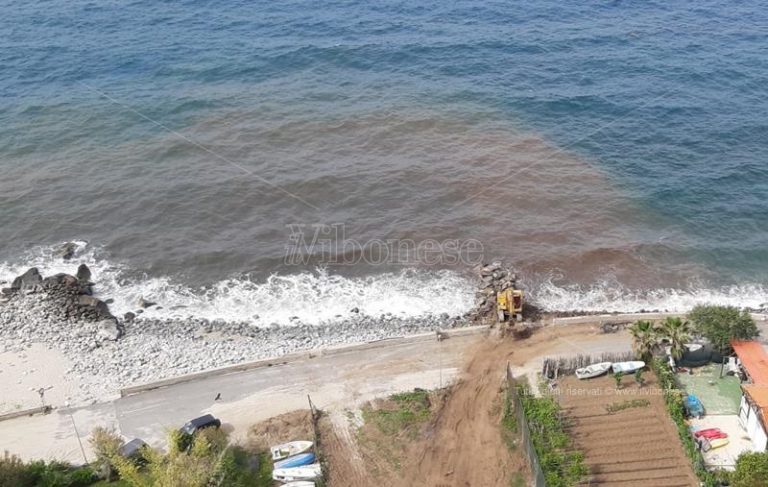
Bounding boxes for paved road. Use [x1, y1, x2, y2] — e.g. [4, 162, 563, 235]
[0, 332, 481, 462]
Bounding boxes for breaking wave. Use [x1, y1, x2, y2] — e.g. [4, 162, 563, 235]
[530, 275, 768, 313]
[2, 242, 767, 326]
[0, 242, 476, 326]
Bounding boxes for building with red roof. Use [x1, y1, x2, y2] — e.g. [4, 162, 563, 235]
[732, 340, 768, 451]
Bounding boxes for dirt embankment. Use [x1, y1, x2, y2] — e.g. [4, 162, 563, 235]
[319, 325, 607, 487]
[399, 337, 527, 487]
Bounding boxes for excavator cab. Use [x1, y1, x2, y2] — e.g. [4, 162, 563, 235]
[496, 289, 523, 323]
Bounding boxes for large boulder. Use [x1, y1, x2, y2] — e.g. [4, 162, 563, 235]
[11, 268, 43, 291]
[78, 295, 113, 318]
[76, 264, 92, 282]
[57, 242, 78, 260]
[43, 273, 79, 289]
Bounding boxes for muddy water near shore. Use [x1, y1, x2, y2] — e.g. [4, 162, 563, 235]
[3, 1, 768, 321]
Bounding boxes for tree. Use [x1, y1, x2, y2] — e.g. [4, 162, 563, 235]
[688, 305, 759, 354]
[658, 317, 693, 360]
[629, 320, 660, 363]
[732, 451, 768, 487]
[104, 427, 255, 487]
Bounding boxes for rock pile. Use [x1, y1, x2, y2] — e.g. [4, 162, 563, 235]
[1, 266, 120, 332]
[469, 261, 520, 324]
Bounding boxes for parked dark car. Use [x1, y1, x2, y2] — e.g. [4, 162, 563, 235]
[118, 438, 148, 458]
[180, 414, 221, 436]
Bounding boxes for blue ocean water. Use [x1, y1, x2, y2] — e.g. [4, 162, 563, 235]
[1, 0, 767, 319]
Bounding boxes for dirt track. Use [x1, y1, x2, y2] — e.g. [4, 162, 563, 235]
[401, 337, 525, 486]
[320, 324, 621, 486]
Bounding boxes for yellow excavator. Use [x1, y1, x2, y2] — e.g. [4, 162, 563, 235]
[496, 288, 523, 323]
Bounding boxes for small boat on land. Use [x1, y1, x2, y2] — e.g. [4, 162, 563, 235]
[694, 428, 726, 439]
[271, 440, 314, 461]
[703, 437, 729, 452]
[611, 361, 645, 374]
[273, 463, 322, 482]
[274, 452, 316, 470]
[575, 362, 612, 380]
[281, 482, 315, 487]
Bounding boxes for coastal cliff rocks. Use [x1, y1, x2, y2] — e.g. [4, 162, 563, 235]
[1, 265, 118, 335]
[10, 267, 43, 291]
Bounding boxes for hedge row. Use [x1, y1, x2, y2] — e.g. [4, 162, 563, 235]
[516, 384, 588, 487]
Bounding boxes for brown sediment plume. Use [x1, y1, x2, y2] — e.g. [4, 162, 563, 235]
[165, 108, 687, 285]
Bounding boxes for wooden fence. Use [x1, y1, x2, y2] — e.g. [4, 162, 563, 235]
[541, 352, 636, 380]
[307, 394, 326, 486]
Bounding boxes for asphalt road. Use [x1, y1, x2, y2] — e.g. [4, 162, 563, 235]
[1, 332, 481, 462]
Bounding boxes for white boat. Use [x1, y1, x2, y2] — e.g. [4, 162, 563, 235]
[273, 463, 322, 482]
[611, 361, 645, 374]
[282, 482, 315, 487]
[271, 440, 314, 461]
[575, 362, 612, 379]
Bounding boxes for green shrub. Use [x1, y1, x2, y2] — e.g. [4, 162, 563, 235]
[0, 451, 35, 487]
[363, 389, 432, 437]
[605, 399, 650, 413]
[732, 451, 768, 487]
[688, 305, 758, 354]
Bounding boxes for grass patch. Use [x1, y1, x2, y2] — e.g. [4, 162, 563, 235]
[253, 452, 273, 487]
[517, 384, 588, 487]
[362, 389, 432, 437]
[605, 399, 651, 413]
[510, 472, 526, 487]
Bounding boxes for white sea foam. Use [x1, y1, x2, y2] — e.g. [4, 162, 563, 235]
[530, 276, 768, 313]
[3, 242, 767, 325]
[0, 242, 476, 326]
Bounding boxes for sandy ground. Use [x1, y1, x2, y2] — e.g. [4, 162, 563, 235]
[0, 404, 119, 465]
[0, 344, 82, 414]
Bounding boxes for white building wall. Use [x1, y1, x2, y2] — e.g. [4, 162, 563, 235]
[745, 402, 768, 452]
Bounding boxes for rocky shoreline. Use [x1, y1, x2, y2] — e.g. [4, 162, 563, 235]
[1, 260, 521, 404]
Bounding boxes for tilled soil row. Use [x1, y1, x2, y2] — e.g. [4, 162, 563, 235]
[558, 375, 697, 487]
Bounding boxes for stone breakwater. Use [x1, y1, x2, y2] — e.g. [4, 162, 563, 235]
[0, 261, 517, 404]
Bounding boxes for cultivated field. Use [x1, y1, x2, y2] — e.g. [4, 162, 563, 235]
[557, 374, 697, 487]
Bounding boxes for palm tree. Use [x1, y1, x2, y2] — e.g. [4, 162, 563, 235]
[658, 316, 693, 360]
[629, 320, 659, 363]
